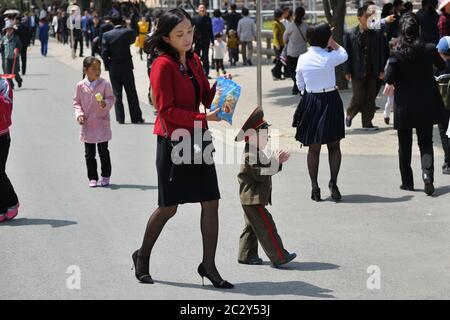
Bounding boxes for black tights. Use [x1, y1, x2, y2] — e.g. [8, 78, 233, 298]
[307, 141, 342, 188]
[137, 200, 223, 282]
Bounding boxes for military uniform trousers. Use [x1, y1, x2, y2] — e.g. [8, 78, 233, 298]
[238, 205, 289, 265]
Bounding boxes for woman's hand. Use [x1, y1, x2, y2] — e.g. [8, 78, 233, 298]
[206, 108, 221, 122]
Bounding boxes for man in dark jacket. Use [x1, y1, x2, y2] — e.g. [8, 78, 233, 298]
[417, 0, 439, 45]
[344, 5, 385, 130]
[192, 3, 214, 78]
[15, 16, 31, 76]
[223, 3, 241, 34]
[101, 14, 143, 124]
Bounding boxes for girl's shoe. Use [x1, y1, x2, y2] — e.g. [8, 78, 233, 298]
[131, 250, 154, 284]
[311, 187, 321, 202]
[100, 177, 110, 187]
[6, 203, 19, 220]
[89, 180, 97, 188]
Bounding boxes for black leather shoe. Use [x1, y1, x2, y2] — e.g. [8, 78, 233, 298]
[311, 187, 321, 202]
[329, 182, 342, 202]
[442, 163, 450, 175]
[345, 117, 352, 128]
[399, 184, 414, 191]
[117, 120, 125, 124]
[197, 263, 234, 289]
[132, 118, 145, 124]
[424, 180, 435, 196]
[131, 250, 154, 284]
[238, 257, 263, 265]
[272, 252, 297, 268]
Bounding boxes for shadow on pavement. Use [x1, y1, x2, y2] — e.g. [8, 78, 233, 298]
[23, 74, 49, 76]
[105, 184, 158, 191]
[342, 194, 413, 203]
[432, 185, 450, 197]
[0, 218, 77, 228]
[261, 261, 340, 272]
[15, 88, 45, 92]
[345, 127, 392, 135]
[155, 279, 335, 298]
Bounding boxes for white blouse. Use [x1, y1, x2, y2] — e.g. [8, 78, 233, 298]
[296, 46, 348, 93]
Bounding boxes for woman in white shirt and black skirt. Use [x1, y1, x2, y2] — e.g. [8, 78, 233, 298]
[293, 23, 348, 202]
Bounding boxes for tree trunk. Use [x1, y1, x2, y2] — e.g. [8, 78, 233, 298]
[324, 0, 348, 90]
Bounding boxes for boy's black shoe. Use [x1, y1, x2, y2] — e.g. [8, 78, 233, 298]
[272, 252, 297, 268]
[238, 258, 263, 265]
[442, 163, 450, 175]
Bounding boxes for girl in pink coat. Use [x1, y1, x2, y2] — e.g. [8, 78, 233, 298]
[73, 57, 115, 187]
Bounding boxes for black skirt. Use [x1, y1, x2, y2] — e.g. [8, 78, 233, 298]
[295, 90, 345, 146]
[156, 135, 221, 207]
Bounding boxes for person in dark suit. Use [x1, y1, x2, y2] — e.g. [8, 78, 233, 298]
[223, 3, 241, 35]
[101, 14, 143, 124]
[99, 16, 113, 56]
[344, 4, 385, 130]
[15, 16, 31, 75]
[192, 3, 214, 78]
[385, 13, 446, 196]
[27, 11, 38, 46]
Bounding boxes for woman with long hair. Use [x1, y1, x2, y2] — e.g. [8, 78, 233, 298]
[132, 8, 233, 289]
[385, 13, 446, 195]
[283, 6, 308, 95]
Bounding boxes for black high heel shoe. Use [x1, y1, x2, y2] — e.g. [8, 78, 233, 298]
[329, 182, 342, 202]
[311, 187, 321, 202]
[197, 263, 234, 289]
[131, 250, 154, 284]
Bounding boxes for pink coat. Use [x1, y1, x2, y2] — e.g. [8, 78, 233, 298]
[73, 77, 115, 143]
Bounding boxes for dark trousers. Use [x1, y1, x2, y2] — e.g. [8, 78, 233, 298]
[40, 39, 48, 56]
[238, 205, 288, 265]
[109, 67, 142, 123]
[0, 133, 18, 214]
[73, 29, 83, 56]
[438, 111, 450, 165]
[20, 46, 27, 75]
[83, 31, 90, 48]
[214, 59, 225, 73]
[271, 46, 285, 79]
[194, 44, 210, 76]
[287, 55, 299, 94]
[228, 48, 238, 65]
[347, 77, 377, 127]
[4, 58, 22, 89]
[30, 28, 36, 45]
[397, 126, 434, 187]
[85, 142, 111, 181]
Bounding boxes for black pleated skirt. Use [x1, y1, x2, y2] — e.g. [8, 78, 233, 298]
[295, 90, 345, 146]
[156, 135, 221, 207]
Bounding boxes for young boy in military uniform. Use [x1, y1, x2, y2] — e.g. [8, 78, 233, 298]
[236, 107, 296, 267]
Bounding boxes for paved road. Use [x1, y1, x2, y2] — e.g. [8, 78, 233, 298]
[1, 44, 449, 300]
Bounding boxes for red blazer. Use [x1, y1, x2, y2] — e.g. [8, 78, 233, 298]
[150, 53, 216, 138]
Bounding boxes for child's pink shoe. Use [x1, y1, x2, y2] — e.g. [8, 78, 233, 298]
[6, 203, 19, 220]
[89, 180, 97, 188]
[100, 177, 110, 187]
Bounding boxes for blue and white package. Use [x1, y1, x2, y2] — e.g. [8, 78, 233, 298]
[210, 77, 241, 124]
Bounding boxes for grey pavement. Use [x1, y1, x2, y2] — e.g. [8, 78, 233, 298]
[0, 44, 449, 300]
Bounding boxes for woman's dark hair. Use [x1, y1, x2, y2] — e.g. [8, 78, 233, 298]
[306, 23, 331, 48]
[82, 56, 101, 79]
[145, 8, 194, 60]
[241, 7, 249, 16]
[294, 6, 305, 26]
[213, 9, 222, 18]
[274, 9, 283, 20]
[381, 3, 394, 18]
[403, 1, 413, 12]
[393, 13, 423, 60]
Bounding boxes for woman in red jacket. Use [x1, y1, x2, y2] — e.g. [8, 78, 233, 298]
[0, 79, 19, 222]
[132, 8, 233, 289]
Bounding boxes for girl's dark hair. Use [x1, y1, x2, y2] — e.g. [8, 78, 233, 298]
[294, 6, 305, 26]
[144, 8, 194, 61]
[213, 9, 221, 18]
[394, 13, 423, 60]
[306, 23, 331, 48]
[82, 56, 101, 79]
[274, 8, 283, 20]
